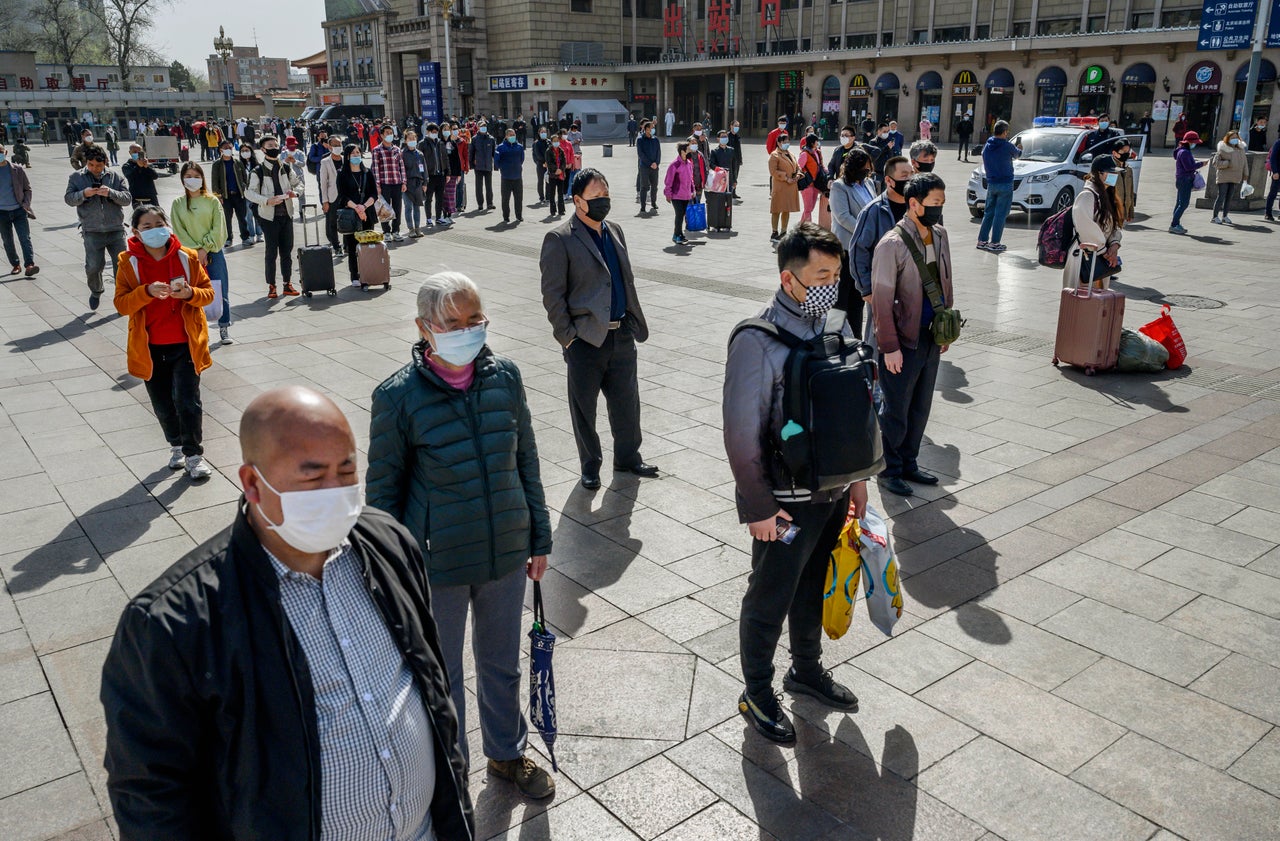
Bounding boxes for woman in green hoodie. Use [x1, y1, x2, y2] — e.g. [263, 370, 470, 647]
[171, 162, 231, 345]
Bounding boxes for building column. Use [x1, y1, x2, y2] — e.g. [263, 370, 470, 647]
[732, 68, 742, 124]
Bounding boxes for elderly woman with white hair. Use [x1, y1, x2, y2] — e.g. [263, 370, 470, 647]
[366, 271, 556, 800]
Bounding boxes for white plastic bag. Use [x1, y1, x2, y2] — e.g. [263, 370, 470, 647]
[1240, 182, 1256, 199]
[374, 195, 396, 222]
[856, 505, 904, 636]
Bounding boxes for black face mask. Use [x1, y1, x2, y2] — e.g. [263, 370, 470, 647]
[918, 206, 944, 228]
[884, 178, 897, 195]
[262, 147, 280, 159]
[581, 197, 611, 222]
[915, 161, 935, 173]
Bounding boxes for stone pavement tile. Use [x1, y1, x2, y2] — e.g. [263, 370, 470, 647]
[1060, 430, 1150, 464]
[888, 501, 985, 545]
[1149, 450, 1244, 485]
[1198, 430, 1280, 462]
[1163, 595, 1280, 670]
[48, 819, 114, 841]
[901, 559, 998, 621]
[665, 732, 841, 841]
[1192, 654, 1280, 725]
[654, 802, 773, 841]
[77, 498, 187, 556]
[468, 745, 582, 841]
[172, 500, 239, 546]
[1029, 551, 1198, 621]
[55, 471, 155, 518]
[973, 575, 1081, 625]
[560, 617, 687, 656]
[979, 441, 1051, 468]
[591, 755, 717, 840]
[38, 446, 128, 485]
[551, 734, 676, 791]
[683, 621, 740, 666]
[616, 476, 736, 522]
[1039, 598, 1228, 686]
[0, 773, 104, 841]
[41, 638, 112, 807]
[1013, 450, 1106, 485]
[1024, 475, 1114, 511]
[895, 528, 988, 577]
[1092, 474, 1195, 512]
[918, 737, 1155, 841]
[522, 569, 626, 640]
[483, 793, 642, 841]
[684, 510, 752, 555]
[1058, 656, 1270, 770]
[665, 545, 750, 589]
[0, 535, 108, 599]
[555, 648, 693, 741]
[105, 534, 197, 598]
[0, 628, 45, 705]
[685, 657, 749, 739]
[1199, 473, 1280, 515]
[0, 692, 82, 799]
[1249, 546, 1280, 579]
[16, 577, 126, 655]
[1072, 733, 1280, 841]
[0, 588, 18, 634]
[1032, 498, 1141, 542]
[0, 501, 83, 555]
[850, 629, 973, 695]
[956, 525, 1077, 582]
[771, 723, 987, 841]
[919, 661, 1124, 775]
[946, 473, 1051, 514]
[688, 571, 749, 622]
[0, 471, 61, 515]
[1229, 727, 1280, 797]
[594, 507, 721, 566]
[640, 598, 732, 644]
[708, 713, 833, 774]
[1122, 509, 1275, 566]
[146, 469, 245, 517]
[1073, 528, 1172, 570]
[1219, 506, 1280, 543]
[1140, 549, 1280, 619]
[554, 547, 697, 616]
[917, 603, 1099, 691]
[543, 480, 647, 528]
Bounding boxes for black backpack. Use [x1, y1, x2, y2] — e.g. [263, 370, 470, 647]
[729, 309, 884, 493]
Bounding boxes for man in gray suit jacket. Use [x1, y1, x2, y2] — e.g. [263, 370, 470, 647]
[539, 168, 657, 490]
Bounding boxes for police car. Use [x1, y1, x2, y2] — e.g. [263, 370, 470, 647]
[965, 117, 1146, 219]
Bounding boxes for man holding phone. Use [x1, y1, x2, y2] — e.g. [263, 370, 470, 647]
[243, 135, 304, 298]
[64, 146, 131, 310]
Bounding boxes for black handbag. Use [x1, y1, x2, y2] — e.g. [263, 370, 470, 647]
[336, 208, 358, 233]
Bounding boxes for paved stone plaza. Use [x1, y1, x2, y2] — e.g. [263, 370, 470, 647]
[2, 137, 1280, 841]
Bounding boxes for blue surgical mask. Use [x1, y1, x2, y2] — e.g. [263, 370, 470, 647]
[1099, 121, 1110, 129]
[130, 152, 139, 160]
[780, 142, 790, 150]
[139, 226, 171, 248]
[1103, 173, 1119, 187]
[429, 322, 488, 366]
[479, 126, 488, 134]
[407, 140, 418, 149]
[349, 156, 364, 167]
[506, 137, 517, 144]
[0, 154, 7, 164]
[718, 137, 727, 145]
[1229, 138, 1240, 146]
[732, 126, 739, 133]
[539, 132, 548, 139]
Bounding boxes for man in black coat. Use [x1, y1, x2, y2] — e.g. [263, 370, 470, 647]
[100, 385, 474, 841]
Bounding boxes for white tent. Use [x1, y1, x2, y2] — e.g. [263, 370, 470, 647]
[557, 98, 628, 141]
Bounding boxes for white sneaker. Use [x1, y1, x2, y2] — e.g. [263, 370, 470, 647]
[168, 446, 185, 470]
[219, 326, 232, 345]
[186, 455, 213, 480]
[1222, 215, 1234, 225]
[393, 232, 405, 242]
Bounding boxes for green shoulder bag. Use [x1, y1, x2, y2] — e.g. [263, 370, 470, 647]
[895, 223, 964, 347]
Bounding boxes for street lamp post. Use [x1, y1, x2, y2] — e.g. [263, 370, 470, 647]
[213, 26, 235, 121]
[441, 0, 455, 118]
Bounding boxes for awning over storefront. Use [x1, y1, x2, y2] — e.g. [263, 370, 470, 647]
[1122, 63, 1156, 85]
[1036, 67, 1067, 87]
[985, 68, 1015, 89]
[1185, 60, 1222, 94]
[1236, 59, 1278, 83]
[917, 71, 943, 90]
[875, 73, 900, 91]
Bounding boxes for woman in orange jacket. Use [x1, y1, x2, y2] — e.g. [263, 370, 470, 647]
[113, 204, 216, 480]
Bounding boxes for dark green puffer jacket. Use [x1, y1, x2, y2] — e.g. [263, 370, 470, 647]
[367, 341, 553, 586]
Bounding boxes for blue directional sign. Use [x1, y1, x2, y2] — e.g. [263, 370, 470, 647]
[1268, 0, 1280, 47]
[1198, 0, 1257, 51]
[418, 61, 442, 123]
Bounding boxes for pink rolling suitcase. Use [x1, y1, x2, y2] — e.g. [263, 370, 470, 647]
[1053, 251, 1124, 376]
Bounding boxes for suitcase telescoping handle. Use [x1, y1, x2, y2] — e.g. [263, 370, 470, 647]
[1074, 243, 1103, 299]
[299, 203, 324, 249]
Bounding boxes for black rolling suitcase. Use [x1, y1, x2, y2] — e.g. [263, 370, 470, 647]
[706, 191, 732, 231]
[296, 204, 336, 297]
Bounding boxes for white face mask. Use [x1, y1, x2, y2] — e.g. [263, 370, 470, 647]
[253, 467, 364, 555]
[694, 129, 703, 136]
[183, 177, 203, 192]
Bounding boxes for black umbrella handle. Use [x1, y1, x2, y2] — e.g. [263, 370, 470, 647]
[532, 580, 547, 631]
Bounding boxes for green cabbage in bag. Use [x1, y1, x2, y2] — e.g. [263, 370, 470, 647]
[1117, 328, 1170, 373]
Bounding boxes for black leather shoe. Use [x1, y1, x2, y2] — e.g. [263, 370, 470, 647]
[580, 474, 601, 490]
[738, 691, 796, 744]
[614, 462, 659, 478]
[784, 667, 859, 712]
[879, 476, 914, 497]
[904, 469, 939, 486]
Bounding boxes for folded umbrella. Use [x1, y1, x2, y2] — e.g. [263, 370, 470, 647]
[528, 581, 559, 771]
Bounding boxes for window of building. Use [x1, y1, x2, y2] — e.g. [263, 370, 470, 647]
[975, 24, 990, 39]
[1087, 15, 1106, 31]
[934, 25, 967, 42]
[846, 33, 877, 48]
[1012, 21, 1030, 36]
[153, 74, 164, 82]
[778, 0, 814, 8]
[1130, 12, 1154, 28]
[623, 0, 663, 17]
[880, 31, 894, 45]
[1036, 18, 1080, 35]
[571, 0, 591, 11]
[911, 29, 928, 43]
[1160, 8, 1201, 26]
[638, 45, 662, 61]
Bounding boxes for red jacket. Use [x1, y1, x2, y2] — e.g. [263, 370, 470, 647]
[766, 127, 785, 154]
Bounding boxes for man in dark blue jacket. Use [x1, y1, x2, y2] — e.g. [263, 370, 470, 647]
[636, 121, 661, 212]
[494, 128, 526, 223]
[1267, 136, 1280, 221]
[847, 156, 912, 346]
[977, 120, 1021, 252]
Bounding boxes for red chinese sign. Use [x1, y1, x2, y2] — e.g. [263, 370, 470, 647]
[45, 77, 59, 90]
[663, 2, 683, 39]
[709, 0, 731, 35]
[760, 0, 779, 27]
[19, 77, 33, 90]
[71, 78, 85, 91]
[97, 79, 109, 90]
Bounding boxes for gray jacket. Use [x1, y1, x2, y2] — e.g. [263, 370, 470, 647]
[64, 169, 131, 232]
[539, 215, 649, 348]
[723, 290, 854, 523]
[468, 133, 496, 172]
[828, 177, 878, 251]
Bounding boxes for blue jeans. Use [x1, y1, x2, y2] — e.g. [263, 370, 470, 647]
[206, 249, 230, 327]
[978, 183, 1013, 243]
[245, 201, 262, 237]
[0, 207, 34, 267]
[1172, 176, 1194, 227]
[404, 193, 421, 229]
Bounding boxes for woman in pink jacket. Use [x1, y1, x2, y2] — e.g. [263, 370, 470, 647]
[664, 140, 695, 245]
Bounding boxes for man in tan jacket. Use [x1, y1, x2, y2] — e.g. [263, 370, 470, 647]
[871, 172, 953, 498]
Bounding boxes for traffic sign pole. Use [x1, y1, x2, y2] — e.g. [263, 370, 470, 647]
[1238, 0, 1274, 129]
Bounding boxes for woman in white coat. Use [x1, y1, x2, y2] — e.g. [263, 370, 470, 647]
[1063, 155, 1123, 289]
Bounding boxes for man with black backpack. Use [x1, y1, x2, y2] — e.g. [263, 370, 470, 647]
[723, 223, 878, 745]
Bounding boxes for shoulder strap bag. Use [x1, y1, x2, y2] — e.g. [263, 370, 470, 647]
[894, 223, 964, 346]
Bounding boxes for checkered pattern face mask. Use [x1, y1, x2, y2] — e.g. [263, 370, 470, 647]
[798, 281, 839, 320]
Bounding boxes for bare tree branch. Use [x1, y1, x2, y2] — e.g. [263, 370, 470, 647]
[34, 0, 96, 79]
[90, 0, 172, 91]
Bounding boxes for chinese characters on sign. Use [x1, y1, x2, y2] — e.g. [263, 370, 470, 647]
[19, 77, 33, 90]
[1080, 65, 1109, 95]
[488, 74, 529, 91]
[418, 61, 442, 123]
[778, 70, 803, 91]
[761, 0, 780, 27]
[697, 0, 739, 55]
[663, 3, 683, 39]
[1197, 0, 1257, 50]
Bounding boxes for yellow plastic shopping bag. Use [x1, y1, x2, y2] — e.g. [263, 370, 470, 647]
[823, 504, 904, 640]
[823, 513, 862, 640]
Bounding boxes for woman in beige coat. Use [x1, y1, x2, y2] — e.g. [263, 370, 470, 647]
[1211, 129, 1249, 225]
[768, 133, 800, 241]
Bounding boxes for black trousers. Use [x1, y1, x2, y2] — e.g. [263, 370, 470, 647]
[835, 251, 865, 340]
[564, 327, 642, 475]
[535, 163, 547, 200]
[1267, 175, 1280, 216]
[638, 168, 659, 208]
[740, 493, 850, 701]
[144, 343, 204, 457]
[344, 215, 376, 280]
[879, 334, 940, 478]
[222, 195, 250, 241]
[501, 178, 523, 221]
[378, 184, 403, 234]
[672, 199, 688, 236]
[325, 203, 341, 250]
[475, 170, 494, 207]
[547, 178, 566, 214]
[425, 174, 447, 219]
[258, 214, 294, 285]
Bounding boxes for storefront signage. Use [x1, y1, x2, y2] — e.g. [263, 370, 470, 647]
[488, 74, 528, 91]
[1080, 65, 1110, 95]
[511, 73, 623, 91]
[1184, 60, 1223, 92]
[778, 70, 803, 91]
[847, 74, 870, 98]
[952, 70, 978, 97]
[1197, 0, 1257, 50]
[418, 61, 442, 123]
